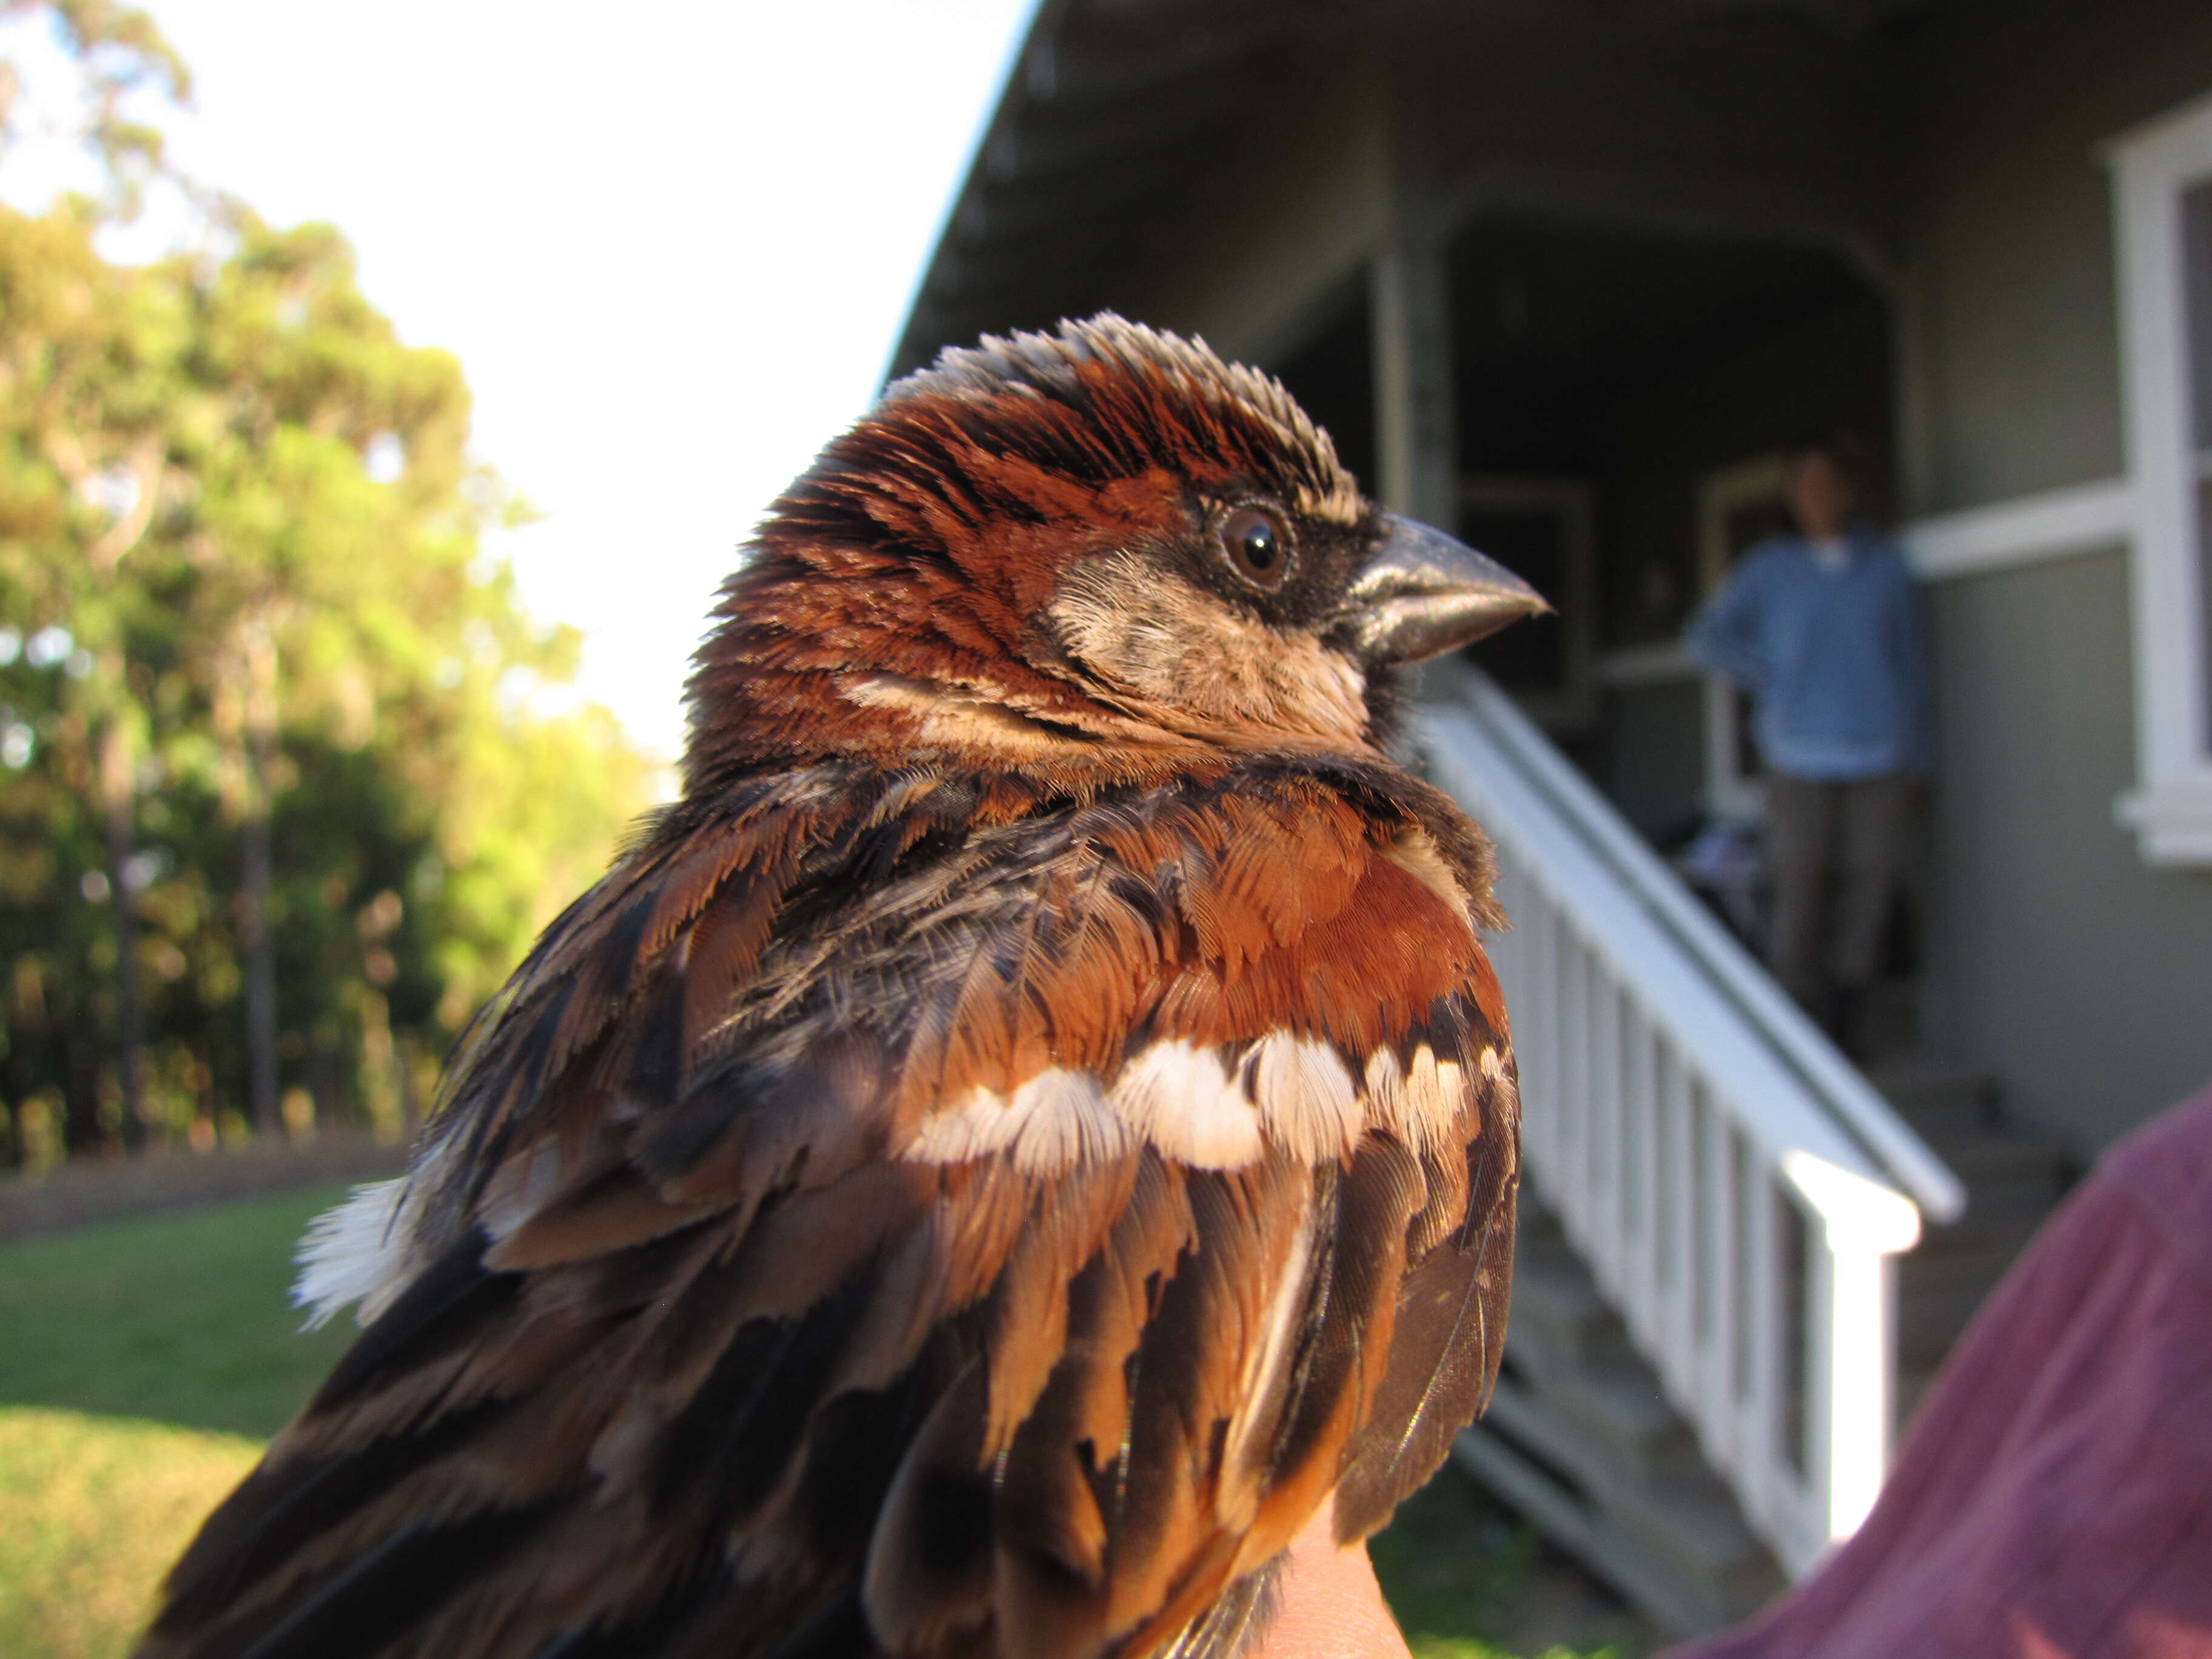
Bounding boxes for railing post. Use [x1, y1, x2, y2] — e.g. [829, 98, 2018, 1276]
[1591, 976, 1624, 1287]
[1698, 1091, 1738, 1469]
[1815, 1238, 1895, 1546]
[1530, 897, 1560, 1175]
[1560, 933, 1588, 1230]
[1661, 1054, 1698, 1388]
[1744, 1155, 1784, 1540]
[1783, 1150, 1920, 1568]
[1622, 1003, 1663, 1349]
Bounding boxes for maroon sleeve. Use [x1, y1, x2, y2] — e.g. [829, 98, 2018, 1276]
[1663, 1081, 2212, 1659]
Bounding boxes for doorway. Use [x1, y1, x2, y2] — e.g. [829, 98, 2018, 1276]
[1696, 453, 1795, 822]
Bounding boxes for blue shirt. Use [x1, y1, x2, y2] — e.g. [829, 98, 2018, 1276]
[1684, 529, 1932, 780]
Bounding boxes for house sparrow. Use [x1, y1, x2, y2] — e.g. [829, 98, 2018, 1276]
[140, 315, 1540, 1659]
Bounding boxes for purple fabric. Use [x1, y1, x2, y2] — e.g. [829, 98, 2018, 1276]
[1663, 1082, 2212, 1659]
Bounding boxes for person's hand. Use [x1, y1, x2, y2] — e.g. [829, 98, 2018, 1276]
[1255, 1506, 1415, 1659]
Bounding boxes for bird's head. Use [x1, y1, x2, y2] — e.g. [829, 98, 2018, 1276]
[686, 314, 1543, 788]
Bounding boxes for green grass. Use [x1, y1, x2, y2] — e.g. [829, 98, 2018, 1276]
[0, 1184, 1654, 1659]
[0, 1408, 261, 1659]
[0, 1184, 359, 1438]
[0, 1185, 358, 1658]
[1372, 1463, 1654, 1659]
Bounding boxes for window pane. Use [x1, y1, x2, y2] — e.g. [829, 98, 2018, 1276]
[2185, 180, 2212, 449]
[1460, 501, 1569, 695]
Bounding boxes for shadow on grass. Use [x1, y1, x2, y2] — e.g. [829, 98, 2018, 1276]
[0, 1184, 359, 1439]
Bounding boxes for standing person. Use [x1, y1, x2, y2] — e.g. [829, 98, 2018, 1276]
[1685, 437, 1931, 1054]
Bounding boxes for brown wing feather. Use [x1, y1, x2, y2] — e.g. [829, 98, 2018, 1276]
[139, 759, 1517, 1659]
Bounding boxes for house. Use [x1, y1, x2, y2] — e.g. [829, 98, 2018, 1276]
[888, 0, 2212, 1634]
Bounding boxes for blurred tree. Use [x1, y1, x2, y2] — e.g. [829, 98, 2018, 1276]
[0, 0, 190, 213]
[0, 4, 654, 1165]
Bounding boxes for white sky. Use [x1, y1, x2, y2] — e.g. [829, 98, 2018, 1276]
[13, 0, 1036, 764]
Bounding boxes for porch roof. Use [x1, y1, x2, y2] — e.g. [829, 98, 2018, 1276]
[888, 0, 1932, 381]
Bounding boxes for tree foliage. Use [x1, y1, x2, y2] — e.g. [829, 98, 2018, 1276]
[0, 4, 654, 1165]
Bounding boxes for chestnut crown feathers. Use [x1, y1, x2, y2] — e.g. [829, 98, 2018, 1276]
[684, 314, 1540, 785]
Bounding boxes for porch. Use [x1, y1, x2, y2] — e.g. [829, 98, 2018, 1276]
[1418, 665, 2066, 1631]
[1269, 201, 2079, 1632]
[882, 0, 2199, 1635]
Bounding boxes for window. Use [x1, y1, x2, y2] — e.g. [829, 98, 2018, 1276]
[2109, 92, 2212, 865]
[1459, 476, 1597, 729]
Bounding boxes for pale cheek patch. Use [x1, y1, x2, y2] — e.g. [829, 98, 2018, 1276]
[1048, 557, 1371, 743]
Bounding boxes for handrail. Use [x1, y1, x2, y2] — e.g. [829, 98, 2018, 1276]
[1425, 659, 1965, 1224]
[1416, 661, 1962, 1574]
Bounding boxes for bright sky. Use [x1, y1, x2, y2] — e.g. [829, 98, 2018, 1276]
[15, 0, 1037, 764]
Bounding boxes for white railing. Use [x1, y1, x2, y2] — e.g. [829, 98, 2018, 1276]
[1418, 660, 1963, 1577]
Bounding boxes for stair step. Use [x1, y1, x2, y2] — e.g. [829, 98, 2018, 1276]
[1900, 1278, 2000, 1368]
[1453, 1426, 1745, 1634]
[1915, 1208, 2046, 1258]
[1867, 1061, 1996, 1127]
[1920, 1129, 2072, 1208]
[1902, 1247, 2035, 1309]
[1460, 1196, 1789, 1638]
[1457, 1416, 1786, 1636]
[1495, 1348, 1707, 1483]
[1874, 1061, 2068, 1389]
[1940, 1181, 2068, 1229]
[1507, 1237, 1641, 1367]
[1476, 1070, 2074, 1638]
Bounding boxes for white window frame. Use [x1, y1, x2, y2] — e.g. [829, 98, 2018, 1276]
[2108, 91, 2212, 866]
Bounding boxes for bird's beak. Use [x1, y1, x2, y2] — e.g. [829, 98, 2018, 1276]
[1342, 514, 1549, 666]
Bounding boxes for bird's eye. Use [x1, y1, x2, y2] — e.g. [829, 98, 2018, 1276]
[1219, 507, 1291, 591]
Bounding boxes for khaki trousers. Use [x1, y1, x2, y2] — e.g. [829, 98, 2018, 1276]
[1766, 773, 1915, 1014]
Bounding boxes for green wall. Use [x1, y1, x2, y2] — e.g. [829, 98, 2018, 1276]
[1926, 549, 2212, 1149]
[1897, 0, 2212, 513]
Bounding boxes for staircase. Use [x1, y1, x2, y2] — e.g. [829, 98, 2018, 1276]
[1871, 1063, 2076, 1427]
[1453, 1064, 2075, 1637]
[1456, 1196, 1791, 1634]
[1413, 664, 2076, 1639]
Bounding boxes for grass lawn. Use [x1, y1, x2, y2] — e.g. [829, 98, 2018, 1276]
[0, 1184, 1652, 1659]
[0, 1184, 355, 1659]
[0, 1408, 260, 1659]
[0, 1184, 360, 1438]
[1373, 1463, 1658, 1659]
